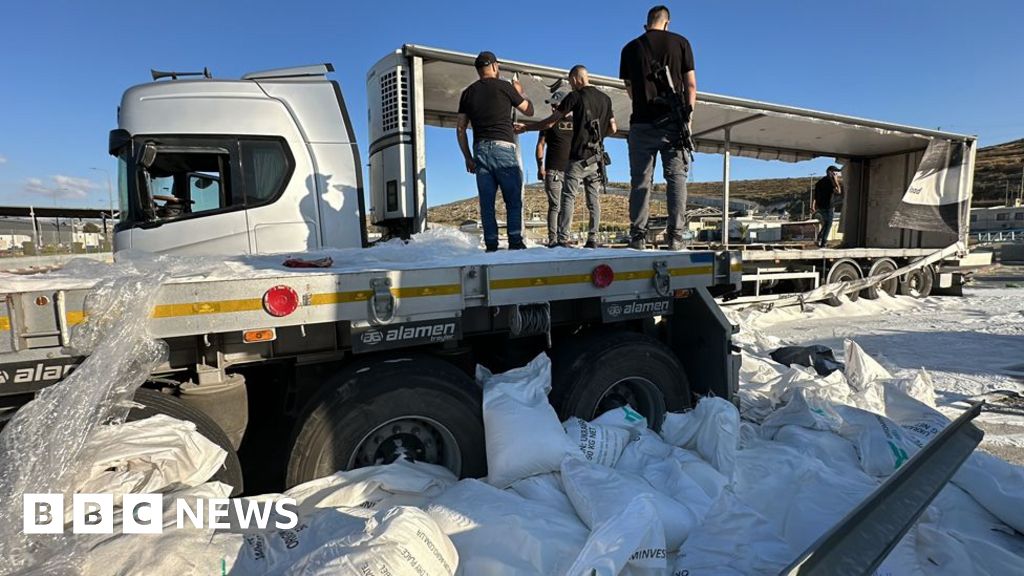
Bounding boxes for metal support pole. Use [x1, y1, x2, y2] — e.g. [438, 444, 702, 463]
[722, 127, 731, 248]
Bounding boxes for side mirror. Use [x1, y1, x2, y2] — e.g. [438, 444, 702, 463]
[138, 142, 158, 168]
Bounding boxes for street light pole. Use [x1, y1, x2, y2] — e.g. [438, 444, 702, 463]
[90, 167, 115, 236]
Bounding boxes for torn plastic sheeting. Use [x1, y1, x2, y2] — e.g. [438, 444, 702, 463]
[427, 478, 589, 576]
[770, 344, 845, 376]
[72, 414, 227, 504]
[0, 255, 191, 573]
[476, 353, 579, 489]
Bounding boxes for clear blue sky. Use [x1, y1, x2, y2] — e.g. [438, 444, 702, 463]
[1, 0, 1022, 209]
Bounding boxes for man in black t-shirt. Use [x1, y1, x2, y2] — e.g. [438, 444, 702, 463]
[813, 165, 843, 247]
[456, 51, 535, 252]
[518, 65, 616, 248]
[535, 85, 574, 246]
[620, 5, 697, 250]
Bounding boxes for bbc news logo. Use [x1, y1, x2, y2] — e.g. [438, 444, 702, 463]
[24, 494, 299, 534]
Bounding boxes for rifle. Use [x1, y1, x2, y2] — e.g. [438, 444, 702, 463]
[637, 35, 695, 158]
[648, 63, 695, 158]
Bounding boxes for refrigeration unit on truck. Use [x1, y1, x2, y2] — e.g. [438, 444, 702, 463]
[0, 49, 744, 493]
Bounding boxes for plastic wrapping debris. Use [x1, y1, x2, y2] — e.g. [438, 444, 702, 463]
[72, 414, 227, 502]
[564, 494, 667, 576]
[660, 397, 740, 478]
[476, 353, 578, 488]
[770, 344, 845, 376]
[427, 479, 588, 575]
[563, 417, 631, 467]
[0, 256, 191, 572]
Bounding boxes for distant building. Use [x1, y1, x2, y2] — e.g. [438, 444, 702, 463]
[970, 204, 1024, 232]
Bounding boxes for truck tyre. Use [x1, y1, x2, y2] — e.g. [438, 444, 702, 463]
[286, 355, 485, 488]
[899, 265, 934, 298]
[862, 259, 899, 300]
[826, 261, 863, 306]
[551, 331, 689, 431]
[128, 388, 245, 495]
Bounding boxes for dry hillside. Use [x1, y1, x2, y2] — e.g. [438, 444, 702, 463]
[429, 137, 1024, 227]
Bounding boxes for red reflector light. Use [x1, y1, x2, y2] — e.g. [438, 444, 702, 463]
[591, 264, 615, 288]
[263, 285, 299, 317]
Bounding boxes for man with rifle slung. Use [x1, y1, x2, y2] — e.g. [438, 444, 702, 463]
[620, 5, 697, 250]
[517, 65, 616, 248]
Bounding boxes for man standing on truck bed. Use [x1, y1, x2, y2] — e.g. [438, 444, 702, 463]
[813, 165, 843, 247]
[620, 5, 697, 251]
[517, 65, 616, 248]
[535, 83, 574, 247]
[457, 51, 535, 252]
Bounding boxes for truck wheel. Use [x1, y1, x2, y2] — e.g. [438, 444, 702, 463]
[286, 355, 485, 487]
[826, 261, 862, 306]
[128, 388, 245, 495]
[862, 259, 899, 300]
[551, 331, 689, 431]
[899, 266, 934, 298]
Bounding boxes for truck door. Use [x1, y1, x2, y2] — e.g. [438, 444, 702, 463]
[120, 138, 252, 255]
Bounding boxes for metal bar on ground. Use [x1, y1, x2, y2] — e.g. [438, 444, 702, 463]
[781, 402, 985, 576]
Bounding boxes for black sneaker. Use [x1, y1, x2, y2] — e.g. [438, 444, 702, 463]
[665, 237, 685, 251]
[583, 240, 598, 249]
[508, 239, 527, 250]
[485, 244, 499, 253]
[628, 237, 646, 250]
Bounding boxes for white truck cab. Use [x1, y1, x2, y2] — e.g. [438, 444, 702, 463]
[110, 64, 367, 255]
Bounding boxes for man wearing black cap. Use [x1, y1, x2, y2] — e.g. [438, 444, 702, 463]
[620, 5, 697, 250]
[813, 165, 843, 247]
[456, 51, 535, 251]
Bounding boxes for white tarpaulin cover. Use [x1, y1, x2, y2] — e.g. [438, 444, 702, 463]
[889, 139, 972, 234]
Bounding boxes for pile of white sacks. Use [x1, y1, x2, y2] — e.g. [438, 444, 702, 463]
[48, 341, 1024, 575]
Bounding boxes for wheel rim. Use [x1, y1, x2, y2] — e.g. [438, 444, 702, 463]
[349, 416, 462, 474]
[594, 376, 666, 423]
[908, 271, 922, 297]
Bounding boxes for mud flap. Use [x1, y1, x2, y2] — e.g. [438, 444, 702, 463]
[782, 402, 984, 576]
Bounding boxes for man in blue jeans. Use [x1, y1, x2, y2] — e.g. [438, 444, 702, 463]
[620, 5, 697, 250]
[456, 51, 535, 251]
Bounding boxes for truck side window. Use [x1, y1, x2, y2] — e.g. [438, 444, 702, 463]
[148, 151, 230, 220]
[241, 140, 290, 205]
